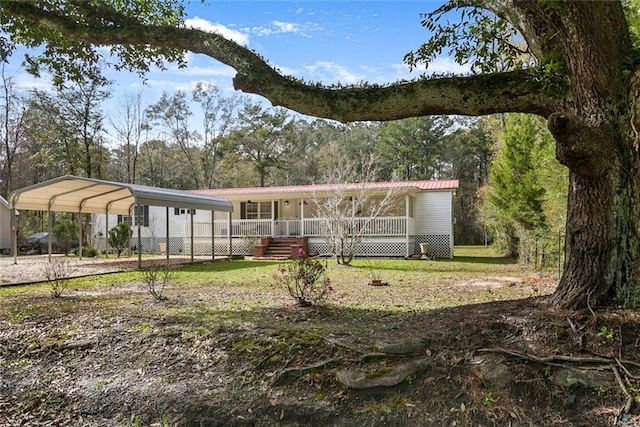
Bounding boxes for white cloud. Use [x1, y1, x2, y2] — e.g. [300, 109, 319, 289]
[392, 57, 472, 78]
[247, 21, 322, 38]
[179, 64, 236, 78]
[185, 17, 250, 46]
[304, 61, 361, 85]
[12, 72, 54, 93]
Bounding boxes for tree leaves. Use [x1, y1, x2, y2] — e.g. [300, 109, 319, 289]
[405, 5, 528, 74]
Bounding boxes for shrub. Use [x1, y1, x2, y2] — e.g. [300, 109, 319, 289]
[82, 247, 98, 258]
[42, 259, 76, 298]
[108, 222, 132, 258]
[141, 263, 174, 301]
[273, 248, 332, 307]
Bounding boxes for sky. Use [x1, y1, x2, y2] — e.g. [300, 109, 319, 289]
[5, 1, 468, 122]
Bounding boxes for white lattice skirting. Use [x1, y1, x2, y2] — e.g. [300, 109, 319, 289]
[414, 235, 452, 258]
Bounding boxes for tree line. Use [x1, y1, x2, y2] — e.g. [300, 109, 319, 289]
[1, 65, 566, 256]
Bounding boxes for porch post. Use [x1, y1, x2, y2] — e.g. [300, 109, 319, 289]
[227, 212, 232, 257]
[300, 199, 305, 236]
[405, 193, 410, 258]
[271, 199, 275, 237]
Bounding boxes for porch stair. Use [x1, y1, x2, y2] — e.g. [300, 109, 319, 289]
[254, 237, 299, 260]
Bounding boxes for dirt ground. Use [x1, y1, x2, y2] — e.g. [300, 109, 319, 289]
[0, 254, 218, 285]
[0, 258, 639, 426]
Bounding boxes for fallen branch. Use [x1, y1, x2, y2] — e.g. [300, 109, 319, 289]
[611, 364, 635, 416]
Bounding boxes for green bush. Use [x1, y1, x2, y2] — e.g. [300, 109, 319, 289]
[108, 222, 132, 258]
[273, 248, 333, 307]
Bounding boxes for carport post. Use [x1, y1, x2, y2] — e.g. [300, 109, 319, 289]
[11, 205, 17, 265]
[227, 212, 232, 257]
[166, 207, 170, 262]
[190, 209, 194, 263]
[78, 213, 83, 260]
[47, 210, 53, 262]
[105, 209, 109, 258]
[211, 211, 216, 259]
[137, 204, 142, 269]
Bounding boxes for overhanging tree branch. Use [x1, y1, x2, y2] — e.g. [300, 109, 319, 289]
[2, 0, 557, 122]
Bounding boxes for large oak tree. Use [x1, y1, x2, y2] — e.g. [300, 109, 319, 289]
[2, 0, 640, 309]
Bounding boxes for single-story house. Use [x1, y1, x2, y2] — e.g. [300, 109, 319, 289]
[94, 179, 458, 258]
[0, 195, 12, 253]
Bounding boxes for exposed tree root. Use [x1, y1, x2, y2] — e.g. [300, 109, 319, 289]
[478, 347, 639, 417]
[272, 352, 404, 385]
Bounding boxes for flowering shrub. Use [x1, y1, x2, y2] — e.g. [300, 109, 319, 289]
[273, 247, 333, 306]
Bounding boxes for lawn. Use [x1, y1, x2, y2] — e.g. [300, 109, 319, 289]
[2, 247, 636, 426]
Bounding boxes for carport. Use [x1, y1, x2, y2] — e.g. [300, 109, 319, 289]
[9, 175, 234, 267]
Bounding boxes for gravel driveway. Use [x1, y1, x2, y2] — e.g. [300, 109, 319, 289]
[0, 254, 217, 285]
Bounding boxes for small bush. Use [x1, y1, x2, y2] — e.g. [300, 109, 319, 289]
[141, 263, 174, 301]
[273, 248, 332, 307]
[108, 222, 132, 258]
[42, 259, 76, 298]
[82, 247, 98, 258]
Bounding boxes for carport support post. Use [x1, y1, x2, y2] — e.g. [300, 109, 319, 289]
[47, 210, 53, 262]
[165, 207, 169, 262]
[11, 206, 17, 264]
[78, 212, 83, 260]
[190, 209, 194, 263]
[105, 210, 109, 258]
[137, 204, 142, 269]
[211, 211, 216, 260]
[227, 212, 232, 257]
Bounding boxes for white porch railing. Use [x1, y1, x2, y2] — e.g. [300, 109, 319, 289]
[189, 216, 411, 238]
[303, 216, 408, 237]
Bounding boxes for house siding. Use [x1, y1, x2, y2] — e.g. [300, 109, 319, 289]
[92, 181, 457, 258]
[414, 191, 454, 258]
[0, 197, 11, 251]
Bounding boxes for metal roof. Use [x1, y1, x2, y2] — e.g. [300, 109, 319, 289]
[10, 175, 234, 215]
[193, 180, 459, 198]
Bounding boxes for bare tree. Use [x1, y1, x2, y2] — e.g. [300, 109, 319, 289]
[192, 81, 241, 189]
[0, 63, 27, 197]
[110, 90, 146, 184]
[311, 149, 399, 265]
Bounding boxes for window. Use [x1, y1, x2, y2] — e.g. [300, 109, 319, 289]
[240, 201, 277, 219]
[118, 205, 149, 227]
[174, 208, 196, 215]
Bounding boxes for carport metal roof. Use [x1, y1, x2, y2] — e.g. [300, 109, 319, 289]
[10, 175, 234, 214]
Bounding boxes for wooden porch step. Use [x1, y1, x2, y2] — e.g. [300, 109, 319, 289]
[254, 237, 299, 259]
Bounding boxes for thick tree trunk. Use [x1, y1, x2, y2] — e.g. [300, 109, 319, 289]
[549, 112, 640, 309]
